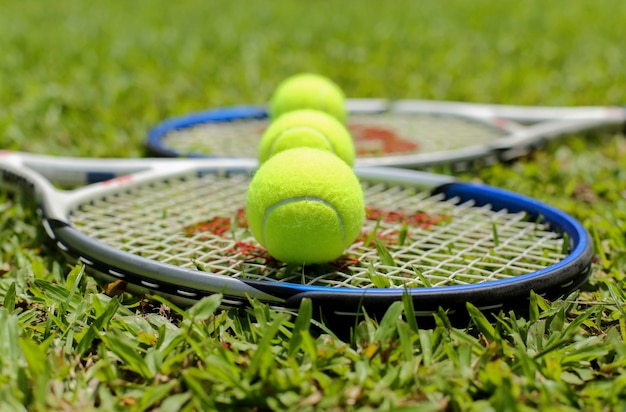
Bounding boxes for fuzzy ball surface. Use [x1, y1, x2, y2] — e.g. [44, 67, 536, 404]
[246, 148, 365, 264]
[258, 109, 355, 166]
[269, 73, 347, 122]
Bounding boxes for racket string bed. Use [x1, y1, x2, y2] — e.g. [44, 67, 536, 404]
[161, 113, 508, 158]
[148, 100, 626, 173]
[68, 173, 567, 290]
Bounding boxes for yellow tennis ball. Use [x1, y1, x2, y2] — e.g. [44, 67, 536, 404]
[269, 73, 347, 122]
[246, 147, 365, 264]
[258, 109, 355, 166]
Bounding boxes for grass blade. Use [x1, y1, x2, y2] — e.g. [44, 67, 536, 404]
[401, 291, 420, 333]
[466, 302, 498, 343]
[375, 238, 396, 267]
[246, 313, 289, 380]
[187, 294, 222, 321]
[76, 297, 120, 356]
[3, 281, 16, 312]
[288, 298, 312, 356]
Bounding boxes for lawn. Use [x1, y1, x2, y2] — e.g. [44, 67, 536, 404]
[1, 0, 626, 410]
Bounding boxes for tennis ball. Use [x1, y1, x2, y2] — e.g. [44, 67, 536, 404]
[269, 73, 347, 122]
[246, 147, 365, 264]
[258, 109, 355, 166]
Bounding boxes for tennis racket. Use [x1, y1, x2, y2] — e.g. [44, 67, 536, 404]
[0, 151, 593, 323]
[145, 99, 626, 169]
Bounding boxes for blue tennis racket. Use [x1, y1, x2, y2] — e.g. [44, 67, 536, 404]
[0, 151, 593, 323]
[146, 98, 625, 169]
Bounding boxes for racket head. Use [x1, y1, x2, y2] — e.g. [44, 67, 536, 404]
[145, 99, 524, 169]
[147, 99, 626, 171]
[0, 152, 593, 324]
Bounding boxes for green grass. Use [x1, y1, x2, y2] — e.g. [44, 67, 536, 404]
[1, 0, 626, 410]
